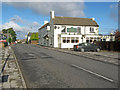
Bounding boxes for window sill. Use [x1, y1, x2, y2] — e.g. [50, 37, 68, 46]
[90, 32, 95, 33]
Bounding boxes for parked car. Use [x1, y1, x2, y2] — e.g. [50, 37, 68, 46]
[73, 43, 101, 52]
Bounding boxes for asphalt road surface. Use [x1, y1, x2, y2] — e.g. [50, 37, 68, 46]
[13, 44, 118, 88]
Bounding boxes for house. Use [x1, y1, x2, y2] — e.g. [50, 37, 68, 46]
[100, 34, 115, 41]
[26, 32, 39, 44]
[26, 32, 32, 44]
[38, 11, 115, 48]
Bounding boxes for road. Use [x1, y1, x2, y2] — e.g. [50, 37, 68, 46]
[13, 44, 118, 88]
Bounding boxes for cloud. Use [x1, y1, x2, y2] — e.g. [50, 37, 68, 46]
[2, 21, 23, 31]
[110, 4, 118, 9]
[0, 24, 2, 31]
[110, 4, 118, 22]
[31, 21, 41, 27]
[6, 2, 85, 17]
[10, 15, 26, 24]
[1, 16, 40, 39]
[2, 20, 40, 32]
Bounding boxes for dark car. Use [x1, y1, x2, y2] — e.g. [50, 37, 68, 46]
[73, 43, 101, 52]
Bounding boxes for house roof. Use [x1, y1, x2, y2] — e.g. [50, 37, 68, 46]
[39, 23, 49, 30]
[39, 16, 99, 30]
[52, 16, 99, 26]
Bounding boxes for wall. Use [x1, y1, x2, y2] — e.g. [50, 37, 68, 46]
[54, 25, 62, 48]
[31, 40, 38, 44]
[101, 35, 115, 41]
[85, 26, 99, 35]
[39, 22, 99, 48]
[95, 41, 120, 51]
[39, 26, 48, 46]
[61, 34, 82, 48]
[0, 43, 4, 48]
[53, 25, 99, 48]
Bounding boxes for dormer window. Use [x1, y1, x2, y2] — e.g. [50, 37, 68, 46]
[62, 28, 65, 32]
[61, 26, 66, 33]
[90, 27, 94, 33]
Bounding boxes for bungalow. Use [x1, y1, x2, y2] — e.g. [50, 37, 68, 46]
[38, 11, 115, 48]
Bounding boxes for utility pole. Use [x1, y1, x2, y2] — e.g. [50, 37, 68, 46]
[7, 30, 9, 45]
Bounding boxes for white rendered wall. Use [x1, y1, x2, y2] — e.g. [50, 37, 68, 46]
[54, 25, 62, 48]
[61, 34, 82, 48]
[39, 23, 99, 48]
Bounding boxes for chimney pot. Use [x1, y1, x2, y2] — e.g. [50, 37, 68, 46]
[50, 11, 55, 19]
[92, 18, 95, 21]
[44, 21, 48, 24]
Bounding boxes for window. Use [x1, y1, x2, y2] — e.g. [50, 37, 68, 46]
[67, 37, 70, 43]
[110, 39, 112, 41]
[103, 39, 106, 41]
[71, 37, 79, 43]
[90, 27, 94, 32]
[62, 37, 66, 43]
[90, 39, 92, 42]
[62, 37, 79, 43]
[71, 37, 74, 43]
[62, 37, 70, 43]
[61, 28, 66, 33]
[63, 40, 66, 43]
[75, 37, 79, 43]
[77, 27, 81, 33]
[86, 40, 89, 43]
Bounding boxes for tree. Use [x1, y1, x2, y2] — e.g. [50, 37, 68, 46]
[2, 28, 17, 42]
[7, 37, 12, 43]
[30, 32, 39, 40]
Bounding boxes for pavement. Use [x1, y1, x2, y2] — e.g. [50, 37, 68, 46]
[38, 45, 119, 65]
[0, 45, 26, 89]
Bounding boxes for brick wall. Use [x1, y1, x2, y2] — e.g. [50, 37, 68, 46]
[31, 40, 38, 44]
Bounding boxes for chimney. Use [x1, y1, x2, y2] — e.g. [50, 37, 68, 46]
[92, 18, 95, 21]
[44, 21, 48, 24]
[50, 10, 55, 19]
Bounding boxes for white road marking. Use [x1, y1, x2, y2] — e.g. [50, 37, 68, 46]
[41, 56, 49, 58]
[71, 64, 114, 82]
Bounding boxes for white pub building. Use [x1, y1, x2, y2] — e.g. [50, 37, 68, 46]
[38, 11, 115, 48]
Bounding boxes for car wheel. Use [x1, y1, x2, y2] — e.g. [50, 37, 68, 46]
[81, 48, 84, 52]
[96, 48, 100, 52]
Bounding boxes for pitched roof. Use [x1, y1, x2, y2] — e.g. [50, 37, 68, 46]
[52, 16, 99, 26]
[39, 23, 49, 30]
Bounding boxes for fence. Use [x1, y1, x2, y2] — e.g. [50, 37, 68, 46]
[95, 41, 120, 52]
